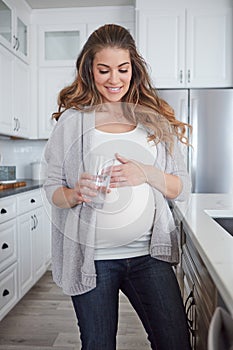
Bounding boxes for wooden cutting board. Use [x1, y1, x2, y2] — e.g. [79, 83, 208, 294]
[0, 181, 26, 191]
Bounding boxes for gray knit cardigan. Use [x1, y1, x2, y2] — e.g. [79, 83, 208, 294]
[43, 108, 191, 296]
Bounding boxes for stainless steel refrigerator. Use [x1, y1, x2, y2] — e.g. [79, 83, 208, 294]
[158, 88, 233, 194]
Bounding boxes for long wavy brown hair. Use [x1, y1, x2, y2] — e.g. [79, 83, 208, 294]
[53, 24, 191, 147]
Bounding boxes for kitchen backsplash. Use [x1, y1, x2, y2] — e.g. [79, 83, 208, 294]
[0, 138, 47, 179]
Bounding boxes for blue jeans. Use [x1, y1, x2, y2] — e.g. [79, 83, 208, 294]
[71, 255, 191, 350]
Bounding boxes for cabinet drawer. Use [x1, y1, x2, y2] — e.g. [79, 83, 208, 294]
[17, 190, 42, 215]
[182, 244, 216, 325]
[0, 196, 17, 224]
[0, 263, 18, 321]
[185, 237, 217, 314]
[0, 219, 17, 273]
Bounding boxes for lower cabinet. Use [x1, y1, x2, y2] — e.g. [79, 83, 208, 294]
[0, 188, 51, 321]
[17, 212, 34, 297]
[180, 224, 217, 350]
[17, 189, 51, 299]
[0, 263, 18, 321]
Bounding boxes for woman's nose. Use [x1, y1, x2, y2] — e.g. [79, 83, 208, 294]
[108, 70, 119, 84]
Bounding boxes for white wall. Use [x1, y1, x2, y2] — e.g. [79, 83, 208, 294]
[0, 138, 47, 179]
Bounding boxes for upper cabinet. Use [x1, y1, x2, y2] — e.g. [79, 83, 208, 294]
[136, 1, 233, 88]
[38, 23, 86, 67]
[30, 6, 135, 139]
[0, 44, 30, 138]
[0, 0, 29, 63]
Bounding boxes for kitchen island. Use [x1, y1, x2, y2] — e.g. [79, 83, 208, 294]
[173, 193, 233, 349]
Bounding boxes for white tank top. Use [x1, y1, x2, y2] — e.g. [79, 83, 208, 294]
[90, 124, 157, 260]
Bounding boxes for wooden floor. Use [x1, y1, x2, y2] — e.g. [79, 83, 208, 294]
[0, 270, 151, 349]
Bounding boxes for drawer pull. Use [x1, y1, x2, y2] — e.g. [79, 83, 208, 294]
[2, 289, 10, 297]
[0, 208, 7, 214]
[30, 199, 36, 203]
[2, 243, 9, 250]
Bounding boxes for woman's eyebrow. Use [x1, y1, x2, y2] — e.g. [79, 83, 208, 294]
[97, 62, 130, 68]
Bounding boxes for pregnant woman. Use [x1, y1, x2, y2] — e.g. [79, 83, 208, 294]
[44, 24, 192, 350]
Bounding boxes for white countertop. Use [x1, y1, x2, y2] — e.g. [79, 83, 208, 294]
[174, 193, 233, 316]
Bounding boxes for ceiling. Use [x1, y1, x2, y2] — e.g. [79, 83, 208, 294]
[25, 0, 135, 9]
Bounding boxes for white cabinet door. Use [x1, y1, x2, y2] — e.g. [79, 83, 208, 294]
[38, 67, 76, 138]
[0, 45, 29, 137]
[17, 212, 33, 297]
[137, 6, 233, 88]
[0, 219, 17, 274]
[15, 12, 29, 63]
[0, 263, 18, 322]
[13, 57, 30, 137]
[0, 0, 14, 51]
[186, 7, 233, 87]
[137, 9, 185, 88]
[38, 23, 86, 67]
[41, 192, 51, 265]
[31, 206, 45, 281]
[0, 0, 29, 62]
[0, 45, 14, 136]
[18, 206, 48, 297]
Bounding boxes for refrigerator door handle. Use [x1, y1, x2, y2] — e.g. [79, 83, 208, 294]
[189, 98, 198, 192]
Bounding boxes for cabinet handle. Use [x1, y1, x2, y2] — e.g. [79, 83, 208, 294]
[16, 118, 20, 131]
[179, 70, 183, 84]
[31, 215, 35, 230]
[184, 290, 196, 336]
[187, 69, 191, 83]
[16, 38, 20, 51]
[34, 214, 38, 229]
[2, 289, 10, 297]
[13, 117, 17, 131]
[13, 35, 17, 49]
[1, 243, 9, 250]
[30, 199, 36, 203]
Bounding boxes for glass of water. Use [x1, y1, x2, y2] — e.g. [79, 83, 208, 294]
[85, 153, 115, 209]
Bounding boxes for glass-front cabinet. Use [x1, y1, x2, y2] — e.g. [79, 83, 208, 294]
[0, 0, 29, 62]
[39, 24, 86, 66]
[16, 16, 28, 58]
[0, 0, 13, 47]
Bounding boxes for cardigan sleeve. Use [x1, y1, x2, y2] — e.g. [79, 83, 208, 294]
[43, 110, 77, 206]
[164, 138, 192, 202]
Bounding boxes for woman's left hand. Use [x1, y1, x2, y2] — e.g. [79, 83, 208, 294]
[110, 153, 147, 188]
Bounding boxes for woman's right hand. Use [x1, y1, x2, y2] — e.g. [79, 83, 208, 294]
[72, 172, 99, 206]
[52, 172, 98, 208]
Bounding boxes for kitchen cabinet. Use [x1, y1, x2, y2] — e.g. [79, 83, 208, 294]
[0, 263, 17, 322]
[0, 44, 30, 137]
[17, 211, 33, 297]
[38, 66, 75, 138]
[17, 189, 51, 298]
[0, 0, 29, 63]
[0, 189, 51, 321]
[31, 6, 135, 139]
[179, 222, 218, 350]
[136, 4, 233, 88]
[0, 44, 14, 135]
[38, 24, 86, 67]
[0, 196, 18, 321]
[36, 23, 85, 138]
[13, 56, 30, 137]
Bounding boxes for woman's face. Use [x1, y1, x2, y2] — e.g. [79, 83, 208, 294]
[92, 47, 132, 103]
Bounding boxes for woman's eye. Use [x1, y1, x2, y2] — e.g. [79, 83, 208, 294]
[99, 70, 109, 74]
[119, 69, 128, 73]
